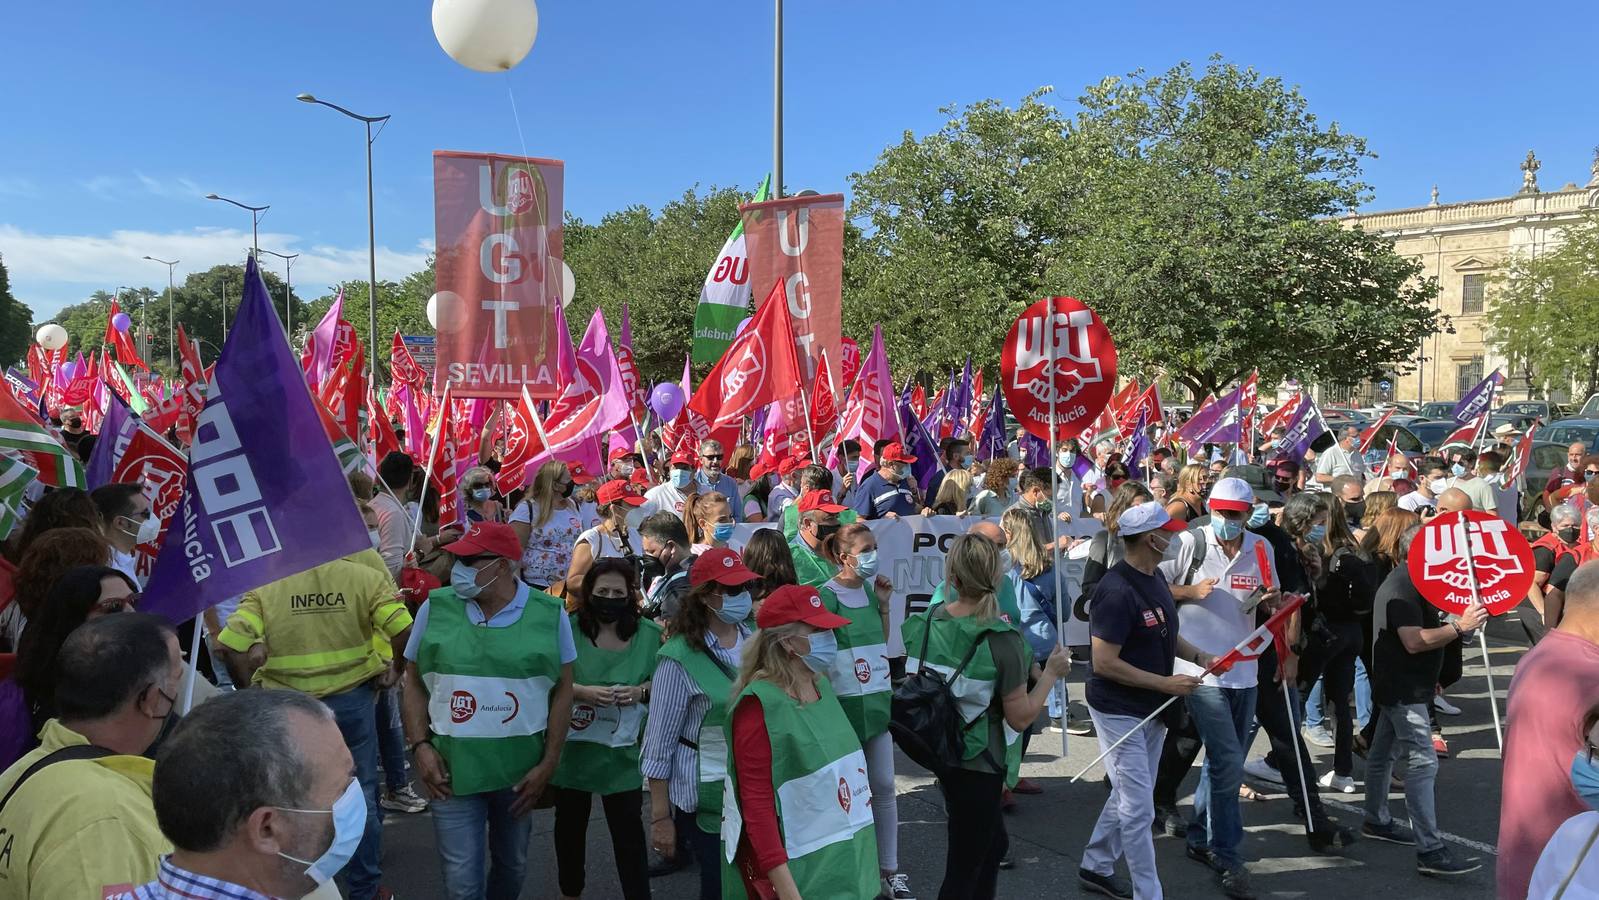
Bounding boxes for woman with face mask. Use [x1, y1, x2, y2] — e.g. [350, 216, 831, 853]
[815, 525, 910, 898]
[509, 462, 587, 592]
[970, 456, 1019, 517]
[566, 481, 647, 604]
[550, 559, 661, 900]
[684, 491, 735, 555]
[721, 584, 879, 899]
[461, 466, 505, 524]
[1528, 704, 1599, 898]
[1525, 504, 1586, 645]
[642, 548, 759, 900]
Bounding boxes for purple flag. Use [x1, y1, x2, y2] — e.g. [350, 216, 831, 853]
[897, 397, 943, 492]
[1451, 370, 1503, 425]
[1178, 382, 1243, 447]
[1125, 409, 1152, 474]
[1278, 393, 1327, 465]
[945, 357, 974, 434]
[140, 257, 369, 625]
[5, 369, 40, 410]
[976, 387, 1008, 461]
[1018, 431, 1049, 469]
[85, 393, 136, 489]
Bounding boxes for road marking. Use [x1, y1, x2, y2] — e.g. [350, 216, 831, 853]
[1317, 795, 1498, 856]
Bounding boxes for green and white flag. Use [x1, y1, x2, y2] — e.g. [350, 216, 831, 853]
[692, 174, 771, 364]
[0, 453, 38, 541]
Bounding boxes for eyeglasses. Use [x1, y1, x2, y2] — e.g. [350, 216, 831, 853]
[701, 453, 723, 461]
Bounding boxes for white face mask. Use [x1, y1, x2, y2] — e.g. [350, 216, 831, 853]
[121, 512, 161, 546]
[368, 529, 382, 550]
[1428, 477, 1449, 495]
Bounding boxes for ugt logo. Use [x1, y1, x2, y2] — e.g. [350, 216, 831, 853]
[450, 690, 477, 724]
[571, 705, 596, 731]
[1012, 308, 1104, 405]
[836, 776, 852, 813]
[854, 657, 872, 684]
[717, 336, 767, 418]
[1422, 517, 1523, 591]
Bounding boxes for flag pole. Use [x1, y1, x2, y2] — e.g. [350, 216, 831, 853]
[1045, 308, 1068, 756]
[1457, 516, 1505, 750]
[798, 378, 820, 463]
[178, 619, 203, 715]
[1281, 677, 1316, 835]
[408, 393, 445, 557]
[1072, 695, 1179, 781]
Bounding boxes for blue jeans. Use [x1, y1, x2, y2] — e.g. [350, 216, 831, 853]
[1305, 657, 1371, 729]
[431, 788, 534, 900]
[1185, 684, 1256, 871]
[1364, 703, 1443, 854]
[376, 686, 408, 792]
[322, 682, 382, 900]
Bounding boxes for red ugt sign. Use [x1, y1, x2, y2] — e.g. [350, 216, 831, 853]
[1406, 510, 1533, 616]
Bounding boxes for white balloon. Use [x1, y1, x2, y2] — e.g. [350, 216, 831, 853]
[432, 0, 539, 73]
[35, 324, 67, 351]
[428, 292, 466, 334]
[561, 259, 575, 307]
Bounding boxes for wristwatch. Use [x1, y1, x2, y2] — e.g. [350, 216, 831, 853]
[407, 737, 432, 754]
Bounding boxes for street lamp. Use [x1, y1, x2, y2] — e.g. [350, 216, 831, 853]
[142, 256, 179, 370]
[256, 249, 300, 338]
[205, 193, 269, 256]
[298, 92, 389, 388]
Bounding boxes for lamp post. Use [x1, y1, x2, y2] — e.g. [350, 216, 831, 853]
[298, 92, 389, 388]
[256, 249, 300, 339]
[773, 0, 783, 200]
[205, 193, 269, 256]
[142, 256, 179, 370]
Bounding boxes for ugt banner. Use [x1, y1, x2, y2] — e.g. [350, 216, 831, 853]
[740, 192, 844, 384]
[433, 151, 565, 400]
[1001, 296, 1118, 443]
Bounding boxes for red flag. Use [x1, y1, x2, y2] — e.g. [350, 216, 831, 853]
[1117, 384, 1164, 433]
[176, 325, 207, 447]
[1210, 593, 1305, 675]
[839, 336, 862, 389]
[1502, 425, 1537, 485]
[26, 344, 49, 387]
[1258, 393, 1302, 437]
[389, 331, 427, 390]
[103, 300, 148, 370]
[495, 388, 542, 495]
[1109, 379, 1141, 418]
[617, 303, 649, 422]
[317, 359, 359, 441]
[1440, 414, 1485, 449]
[909, 384, 928, 421]
[1356, 407, 1395, 453]
[366, 383, 402, 463]
[425, 386, 463, 528]
[108, 420, 187, 579]
[808, 354, 840, 439]
[684, 280, 804, 439]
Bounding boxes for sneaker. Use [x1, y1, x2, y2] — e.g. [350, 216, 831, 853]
[1433, 695, 1462, 716]
[648, 849, 686, 878]
[1308, 822, 1358, 852]
[1216, 866, 1257, 900]
[1432, 733, 1450, 757]
[1417, 847, 1482, 877]
[1078, 868, 1134, 899]
[998, 852, 1015, 870]
[884, 872, 916, 899]
[1318, 771, 1356, 794]
[1012, 777, 1044, 795]
[1186, 844, 1221, 872]
[1243, 756, 1284, 785]
[1302, 724, 1335, 748]
[1362, 821, 1417, 845]
[1153, 805, 1187, 838]
[380, 785, 428, 813]
[1066, 715, 1095, 736]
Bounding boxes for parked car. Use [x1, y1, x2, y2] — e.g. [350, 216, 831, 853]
[1387, 414, 1427, 429]
[1580, 394, 1599, 418]
[1525, 440, 1574, 498]
[1417, 401, 1458, 420]
[1360, 423, 1426, 469]
[1406, 419, 1465, 451]
[1500, 400, 1564, 425]
[1544, 418, 1599, 452]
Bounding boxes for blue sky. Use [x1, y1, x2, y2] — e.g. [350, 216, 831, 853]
[4, 0, 1596, 322]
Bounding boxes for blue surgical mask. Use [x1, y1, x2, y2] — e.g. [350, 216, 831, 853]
[1247, 503, 1270, 529]
[854, 550, 880, 578]
[712, 522, 736, 543]
[277, 777, 366, 885]
[800, 630, 839, 675]
[961, 453, 975, 469]
[1212, 517, 1243, 540]
[1306, 524, 1327, 544]
[470, 487, 492, 502]
[670, 468, 693, 490]
[451, 560, 498, 601]
[1451, 463, 1467, 477]
[716, 590, 752, 624]
[1058, 450, 1076, 470]
[1573, 750, 1599, 811]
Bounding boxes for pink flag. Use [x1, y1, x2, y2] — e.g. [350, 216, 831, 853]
[617, 302, 648, 421]
[531, 309, 629, 474]
[836, 325, 902, 471]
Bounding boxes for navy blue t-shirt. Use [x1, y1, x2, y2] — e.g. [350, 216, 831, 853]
[851, 471, 918, 519]
[1086, 560, 1179, 718]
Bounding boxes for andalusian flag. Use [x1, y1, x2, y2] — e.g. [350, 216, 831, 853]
[0, 454, 38, 540]
[0, 387, 83, 488]
[692, 174, 771, 364]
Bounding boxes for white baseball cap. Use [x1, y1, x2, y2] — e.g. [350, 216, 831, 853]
[1207, 476, 1254, 513]
[1119, 501, 1187, 537]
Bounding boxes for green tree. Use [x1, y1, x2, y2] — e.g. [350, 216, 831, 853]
[1485, 212, 1599, 396]
[303, 256, 435, 378]
[849, 59, 1442, 396]
[0, 255, 32, 369]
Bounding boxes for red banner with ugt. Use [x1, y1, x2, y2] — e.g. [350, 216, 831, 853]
[740, 193, 844, 386]
[433, 151, 564, 400]
[1000, 296, 1118, 443]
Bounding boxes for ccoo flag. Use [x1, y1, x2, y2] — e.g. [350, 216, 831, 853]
[140, 257, 369, 625]
[693, 174, 771, 364]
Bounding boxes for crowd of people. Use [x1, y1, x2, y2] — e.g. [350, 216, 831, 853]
[1, 403, 1598, 900]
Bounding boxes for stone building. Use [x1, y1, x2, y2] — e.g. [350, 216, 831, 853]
[1340, 149, 1599, 404]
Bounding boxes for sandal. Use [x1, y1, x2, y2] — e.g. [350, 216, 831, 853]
[1239, 784, 1264, 802]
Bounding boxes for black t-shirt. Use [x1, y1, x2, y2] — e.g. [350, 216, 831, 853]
[1371, 566, 1445, 706]
[1534, 545, 1557, 574]
[1086, 560, 1179, 718]
[1551, 552, 1582, 593]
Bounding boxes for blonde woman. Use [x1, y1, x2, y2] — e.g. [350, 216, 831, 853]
[720, 584, 878, 900]
[1165, 463, 1208, 522]
[684, 490, 735, 555]
[904, 534, 1070, 897]
[509, 461, 585, 591]
[461, 465, 504, 523]
[932, 468, 975, 515]
[1000, 507, 1060, 662]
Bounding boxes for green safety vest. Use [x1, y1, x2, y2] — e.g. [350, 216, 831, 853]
[817, 580, 891, 742]
[902, 610, 1023, 782]
[928, 577, 1025, 632]
[788, 538, 838, 587]
[415, 587, 563, 796]
[552, 615, 663, 796]
[719, 678, 878, 900]
[657, 633, 738, 832]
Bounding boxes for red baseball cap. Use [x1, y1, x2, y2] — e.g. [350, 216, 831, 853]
[690, 548, 760, 587]
[609, 447, 642, 464]
[629, 467, 651, 486]
[797, 489, 848, 514]
[756, 584, 850, 629]
[567, 462, 595, 485]
[777, 456, 810, 476]
[880, 442, 917, 464]
[670, 449, 696, 467]
[441, 523, 522, 560]
[595, 480, 645, 507]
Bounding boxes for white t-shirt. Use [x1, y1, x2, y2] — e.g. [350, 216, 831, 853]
[1529, 811, 1599, 899]
[508, 500, 585, 588]
[824, 579, 872, 610]
[578, 525, 642, 561]
[639, 482, 690, 519]
[1158, 524, 1278, 689]
[1397, 491, 1436, 514]
[109, 548, 142, 588]
[1447, 475, 1498, 514]
[1314, 443, 1366, 485]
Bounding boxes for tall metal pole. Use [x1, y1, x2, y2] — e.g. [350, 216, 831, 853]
[166, 268, 175, 370]
[773, 0, 783, 200]
[366, 119, 379, 389]
[221, 282, 228, 340]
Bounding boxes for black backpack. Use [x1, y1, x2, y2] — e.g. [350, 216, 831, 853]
[889, 618, 996, 778]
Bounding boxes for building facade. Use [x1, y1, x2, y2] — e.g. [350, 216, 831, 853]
[1341, 149, 1599, 404]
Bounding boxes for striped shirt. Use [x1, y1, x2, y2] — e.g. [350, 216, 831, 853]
[117, 856, 271, 899]
[639, 625, 747, 812]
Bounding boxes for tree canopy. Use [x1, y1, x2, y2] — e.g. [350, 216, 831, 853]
[1485, 211, 1599, 397]
[0, 256, 32, 370]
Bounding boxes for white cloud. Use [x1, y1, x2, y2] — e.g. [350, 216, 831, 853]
[0, 224, 433, 320]
[0, 177, 37, 197]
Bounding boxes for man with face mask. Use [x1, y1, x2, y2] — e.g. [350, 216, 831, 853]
[767, 455, 809, 517]
[924, 437, 973, 509]
[1442, 446, 1496, 512]
[609, 447, 643, 482]
[639, 449, 700, 519]
[402, 523, 576, 900]
[850, 442, 920, 520]
[782, 465, 859, 543]
[91, 482, 159, 586]
[217, 537, 413, 900]
[695, 440, 745, 523]
[791, 489, 849, 587]
[640, 512, 694, 620]
[0, 613, 180, 898]
[58, 407, 87, 452]
[1524, 503, 1584, 644]
[1500, 562, 1599, 899]
[122, 690, 352, 900]
[1312, 427, 1367, 490]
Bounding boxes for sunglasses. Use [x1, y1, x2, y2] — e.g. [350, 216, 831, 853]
[701, 454, 724, 461]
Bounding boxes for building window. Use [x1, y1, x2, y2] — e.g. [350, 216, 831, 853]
[1457, 356, 1483, 397]
[1461, 274, 1485, 314]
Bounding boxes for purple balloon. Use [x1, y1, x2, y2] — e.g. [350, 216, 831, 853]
[734, 316, 753, 337]
[650, 383, 685, 421]
[111, 312, 132, 332]
[60, 361, 77, 379]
